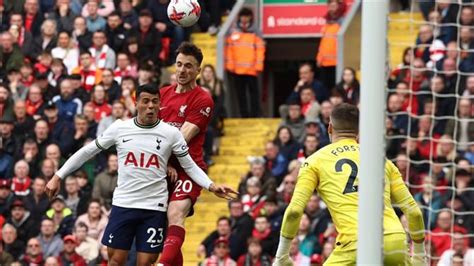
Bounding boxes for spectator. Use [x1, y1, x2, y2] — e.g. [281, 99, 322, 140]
[48, 59, 67, 89]
[57, 235, 87, 266]
[25, 84, 45, 118]
[72, 16, 93, 51]
[445, 98, 474, 152]
[11, 160, 32, 197]
[96, 100, 125, 137]
[38, 218, 64, 258]
[47, 0, 77, 33]
[438, 232, 474, 265]
[394, 81, 418, 116]
[82, 0, 115, 18]
[33, 119, 52, 158]
[251, 215, 278, 256]
[90, 85, 112, 122]
[19, 237, 44, 265]
[23, 0, 44, 37]
[30, 20, 57, 61]
[7, 199, 39, 243]
[45, 195, 75, 237]
[2, 223, 25, 260]
[260, 197, 283, 233]
[274, 126, 301, 161]
[84, 0, 107, 32]
[17, 139, 41, 179]
[0, 32, 24, 79]
[279, 100, 305, 142]
[114, 53, 137, 83]
[74, 222, 99, 263]
[228, 200, 254, 260]
[119, 0, 138, 30]
[64, 175, 83, 217]
[335, 67, 360, 105]
[316, 0, 344, 90]
[0, 117, 20, 156]
[92, 154, 118, 210]
[73, 50, 103, 92]
[90, 31, 116, 70]
[414, 175, 444, 230]
[318, 100, 332, 128]
[74, 170, 93, 215]
[238, 157, 276, 197]
[198, 216, 232, 258]
[225, 7, 265, 118]
[8, 12, 34, 58]
[298, 86, 320, 120]
[43, 101, 75, 157]
[299, 118, 330, 147]
[429, 210, 468, 258]
[276, 174, 295, 206]
[0, 86, 15, 125]
[52, 79, 83, 122]
[305, 193, 330, 245]
[24, 177, 49, 227]
[0, 179, 13, 215]
[241, 177, 265, 213]
[236, 237, 272, 266]
[101, 68, 121, 103]
[44, 256, 60, 266]
[288, 238, 310, 266]
[105, 11, 127, 53]
[436, 134, 456, 162]
[129, 9, 162, 66]
[137, 61, 155, 86]
[263, 141, 288, 184]
[74, 199, 108, 241]
[51, 31, 80, 74]
[301, 134, 320, 159]
[13, 99, 35, 141]
[387, 93, 409, 135]
[202, 236, 236, 266]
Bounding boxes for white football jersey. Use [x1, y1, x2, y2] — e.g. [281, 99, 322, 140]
[96, 118, 189, 211]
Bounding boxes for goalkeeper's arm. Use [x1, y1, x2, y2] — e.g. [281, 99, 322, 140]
[275, 161, 318, 259]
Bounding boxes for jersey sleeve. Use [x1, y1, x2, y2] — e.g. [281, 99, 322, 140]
[388, 160, 425, 242]
[172, 128, 190, 158]
[280, 156, 319, 239]
[185, 92, 214, 132]
[95, 119, 120, 150]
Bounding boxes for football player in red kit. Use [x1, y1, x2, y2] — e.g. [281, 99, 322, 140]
[158, 43, 216, 265]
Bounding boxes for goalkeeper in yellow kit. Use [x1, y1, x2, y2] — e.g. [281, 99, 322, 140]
[274, 103, 426, 265]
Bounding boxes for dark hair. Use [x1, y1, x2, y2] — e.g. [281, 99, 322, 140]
[330, 103, 359, 134]
[304, 134, 318, 142]
[58, 31, 71, 38]
[299, 62, 315, 73]
[275, 126, 294, 145]
[247, 237, 261, 246]
[238, 7, 254, 18]
[93, 30, 106, 37]
[176, 42, 203, 65]
[79, 50, 92, 57]
[217, 216, 231, 225]
[136, 84, 159, 99]
[300, 85, 314, 94]
[108, 11, 121, 18]
[75, 222, 89, 232]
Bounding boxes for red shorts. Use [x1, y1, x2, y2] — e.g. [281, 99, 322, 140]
[168, 170, 202, 215]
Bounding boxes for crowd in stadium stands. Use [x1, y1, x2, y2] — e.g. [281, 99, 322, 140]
[197, 1, 474, 266]
[0, 0, 237, 264]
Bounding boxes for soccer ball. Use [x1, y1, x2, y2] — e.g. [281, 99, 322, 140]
[167, 0, 201, 27]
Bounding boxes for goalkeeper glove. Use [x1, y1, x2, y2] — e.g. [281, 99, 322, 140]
[411, 242, 427, 266]
[273, 254, 294, 266]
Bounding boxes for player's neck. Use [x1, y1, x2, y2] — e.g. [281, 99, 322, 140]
[136, 116, 159, 126]
[331, 134, 357, 143]
[175, 81, 197, 93]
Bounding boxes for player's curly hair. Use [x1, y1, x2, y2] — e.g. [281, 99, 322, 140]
[176, 42, 203, 65]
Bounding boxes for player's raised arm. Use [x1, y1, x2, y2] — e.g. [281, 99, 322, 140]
[274, 158, 319, 265]
[387, 160, 426, 263]
[45, 120, 120, 199]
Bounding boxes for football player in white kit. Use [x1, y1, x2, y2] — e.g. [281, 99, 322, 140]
[45, 84, 237, 266]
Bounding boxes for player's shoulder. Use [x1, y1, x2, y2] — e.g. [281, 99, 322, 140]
[160, 84, 177, 95]
[158, 119, 180, 133]
[193, 86, 213, 101]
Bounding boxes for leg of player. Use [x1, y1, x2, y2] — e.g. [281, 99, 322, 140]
[107, 248, 129, 266]
[136, 252, 159, 266]
[158, 199, 192, 266]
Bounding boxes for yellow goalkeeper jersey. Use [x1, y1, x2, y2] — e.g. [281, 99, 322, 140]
[281, 138, 425, 245]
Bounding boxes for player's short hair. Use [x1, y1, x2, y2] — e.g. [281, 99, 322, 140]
[330, 103, 359, 134]
[176, 42, 203, 65]
[136, 84, 159, 99]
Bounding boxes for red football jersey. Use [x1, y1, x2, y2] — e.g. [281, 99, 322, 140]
[159, 84, 214, 169]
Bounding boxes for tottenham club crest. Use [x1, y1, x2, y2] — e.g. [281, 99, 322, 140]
[178, 105, 187, 117]
[156, 138, 162, 150]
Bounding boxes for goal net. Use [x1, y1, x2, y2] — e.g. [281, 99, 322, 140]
[386, 1, 474, 264]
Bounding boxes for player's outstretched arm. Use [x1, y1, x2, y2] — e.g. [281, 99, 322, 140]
[387, 161, 426, 264]
[45, 140, 102, 199]
[274, 160, 318, 266]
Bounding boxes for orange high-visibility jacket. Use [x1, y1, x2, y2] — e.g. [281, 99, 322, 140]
[316, 23, 340, 67]
[225, 30, 266, 76]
